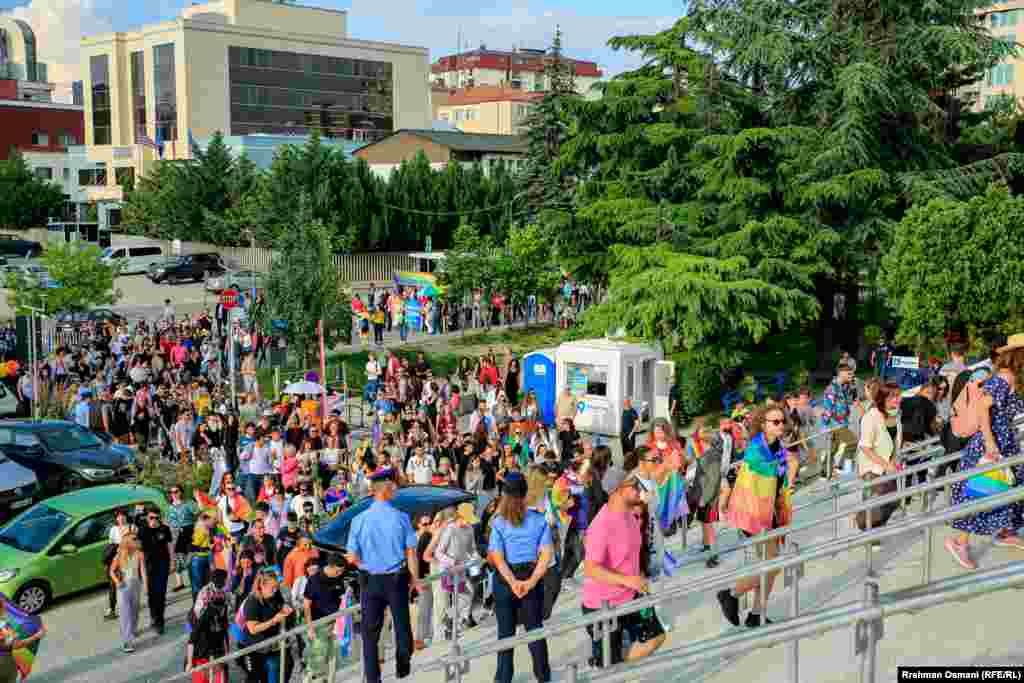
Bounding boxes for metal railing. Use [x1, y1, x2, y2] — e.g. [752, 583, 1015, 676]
[420, 452, 1024, 683]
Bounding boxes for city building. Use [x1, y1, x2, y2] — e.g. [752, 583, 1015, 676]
[430, 45, 602, 97]
[965, 2, 1024, 110]
[80, 0, 432, 227]
[0, 17, 86, 215]
[353, 128, 527, 178]
[432, 85, 542, 135]
[194, 133, 365, 169]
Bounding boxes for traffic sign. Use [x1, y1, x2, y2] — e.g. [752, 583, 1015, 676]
[221, 288, 240, 309]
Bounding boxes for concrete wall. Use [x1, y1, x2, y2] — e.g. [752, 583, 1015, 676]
[226, 0, 347, 38]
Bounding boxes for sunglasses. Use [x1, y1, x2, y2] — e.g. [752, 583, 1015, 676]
[766, 418, 786, 426]
[148, 515, 160, 521]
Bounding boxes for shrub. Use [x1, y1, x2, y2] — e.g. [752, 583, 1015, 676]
[133, 453, 212, 499]
[671, 349, 727, 420]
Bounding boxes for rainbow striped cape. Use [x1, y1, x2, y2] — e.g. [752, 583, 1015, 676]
[725, 433, 790, 534]
[656, 470, 688, 533]
[0, 592, 43, 679]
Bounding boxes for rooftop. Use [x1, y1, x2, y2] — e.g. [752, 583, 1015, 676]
[434, 85, 545, 106]
[359, 129, 528, 155]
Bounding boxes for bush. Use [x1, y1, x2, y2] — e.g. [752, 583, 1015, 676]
[133, 453, 212, 499]
[671, 350, 725, 420]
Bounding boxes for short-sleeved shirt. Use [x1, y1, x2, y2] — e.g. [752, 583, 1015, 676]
[582, 506, 642, 609]
[304, 571, 346, 620]
[242, 592, 285, 645]
[347, 500, 417, 574]
[138, 523, 173, 567]
[487, 509, 552, 565]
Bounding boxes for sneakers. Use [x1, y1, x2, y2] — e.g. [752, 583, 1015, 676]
[414, 640, 427, 651]
[463, 615, 478, 629]
[745, 613, 773, 628]
[944, 538, 977, 570]
[706, 555, 720, 569]
[716, 589, 740, 626]
[104, 609, 117, 621]
[122, 642, 135, 654]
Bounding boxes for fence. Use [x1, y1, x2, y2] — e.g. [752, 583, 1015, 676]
[22, 228, 418, 284]
[163, 432, 1024, 683]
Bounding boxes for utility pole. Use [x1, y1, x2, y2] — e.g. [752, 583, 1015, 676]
[23, 305, 46, 421]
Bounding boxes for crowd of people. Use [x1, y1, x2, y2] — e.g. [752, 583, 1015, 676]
[8, 296, 1024, 683]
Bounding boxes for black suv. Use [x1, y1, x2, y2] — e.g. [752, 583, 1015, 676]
[0, 235, 43, 258]
[147, 253, 224, 284]
[0, 421, 135, 496]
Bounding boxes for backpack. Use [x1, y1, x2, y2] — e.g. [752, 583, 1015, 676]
[951, 372, 988, 439]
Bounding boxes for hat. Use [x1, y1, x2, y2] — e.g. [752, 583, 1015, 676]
[997, 333, 1024, 354]
[456, 502, 479, 525]
[502, 471, 528, 498]
[368, 467, 397, 483]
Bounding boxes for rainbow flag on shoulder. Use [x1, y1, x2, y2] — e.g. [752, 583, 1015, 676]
[0, 592, 44, 679]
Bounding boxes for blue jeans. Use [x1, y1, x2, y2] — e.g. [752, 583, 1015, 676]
[399, 322, 408, 342]
[189, 554, 209, 603]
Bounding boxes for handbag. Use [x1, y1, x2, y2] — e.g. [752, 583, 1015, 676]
[964, 454, 1016, 499]
[102, 543, 118, 566]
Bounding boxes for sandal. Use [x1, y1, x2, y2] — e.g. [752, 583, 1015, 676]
[993, 533, 1024, 550]
[944, 538, 977, 570]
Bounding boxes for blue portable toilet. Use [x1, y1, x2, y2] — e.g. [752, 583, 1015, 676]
[523, 349, 557, 426]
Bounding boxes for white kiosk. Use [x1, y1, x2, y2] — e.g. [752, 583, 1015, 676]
[554, 339, 672, 437]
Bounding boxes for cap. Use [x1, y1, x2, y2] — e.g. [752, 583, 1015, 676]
[502, 471, 528, 498]
[368, 467, 397, 483]
[456, 502, 480, 525]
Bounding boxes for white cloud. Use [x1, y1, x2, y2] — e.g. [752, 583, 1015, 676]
[4, 0, 116, 96]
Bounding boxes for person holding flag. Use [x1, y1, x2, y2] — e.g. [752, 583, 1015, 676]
[0, 594, 46, 683]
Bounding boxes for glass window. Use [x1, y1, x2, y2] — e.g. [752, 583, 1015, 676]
[33, 167, 52, 180]
[90, 55, 111, 145]
[0, 504, 71, 554]
[115, 167, 135, 188]
[38, 426, 104, 452]
[131, 51, 147, 143]
[63, 510, 116, 550]
[31, 131, 48, 146]
[566, 363, 609, 397]
[153, 43, 177, 143]
[626, 364, 635, 399]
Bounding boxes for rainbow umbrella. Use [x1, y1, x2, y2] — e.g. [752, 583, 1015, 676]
[0, 592, 44, 679]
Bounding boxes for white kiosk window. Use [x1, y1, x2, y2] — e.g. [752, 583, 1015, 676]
[625, 364, 635, 399]
[566, 362, 609, 397]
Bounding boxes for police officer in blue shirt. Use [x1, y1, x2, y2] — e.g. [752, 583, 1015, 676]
[487, 471, 554, 683]
[347, 467, 422, 683]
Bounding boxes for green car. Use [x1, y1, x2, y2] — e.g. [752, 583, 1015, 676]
[0, 484, 167, 614]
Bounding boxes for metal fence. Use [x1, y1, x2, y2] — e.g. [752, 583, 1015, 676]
[163, 433, 1024, 683]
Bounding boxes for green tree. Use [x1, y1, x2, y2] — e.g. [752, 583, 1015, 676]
[436, 220, 498, 325]
[5, 243, 120, 315]
[881, 185, 1024, 344]
[253, 194, 350, 364]
[0, 152, 65, 229]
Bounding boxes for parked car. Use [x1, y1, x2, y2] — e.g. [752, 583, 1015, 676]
[0, 383, 19, 418]
[0, 421, 135, 497]
[147, 253, 224, 284]
[101, 245, 163, 275]
[0, 235, 43, 258]
[53, 308, 125, 331]
[0, 454, 38, 521]
[0, 484, 167, 613]
[205, 269, 266, 293]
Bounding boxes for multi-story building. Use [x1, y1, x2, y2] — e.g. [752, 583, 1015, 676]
[0, 17, 87, 214]
[80, 0, 432, 227]
[432, 85, 542, 135]
[966, 2, 1024, 110]
[430, 45, 602, 97]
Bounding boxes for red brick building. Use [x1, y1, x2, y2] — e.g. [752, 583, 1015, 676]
[0, 86, 85, 161]
[431, 46, 602, 96]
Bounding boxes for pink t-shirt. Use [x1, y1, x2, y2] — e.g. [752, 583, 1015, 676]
[582, 506, 642, 609]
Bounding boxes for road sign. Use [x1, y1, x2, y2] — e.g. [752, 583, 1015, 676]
[221, 288, 239, 309]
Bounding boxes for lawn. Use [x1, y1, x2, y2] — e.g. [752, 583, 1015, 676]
[256, 324, 568, 398]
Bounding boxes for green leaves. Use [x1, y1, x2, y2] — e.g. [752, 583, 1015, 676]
[6, 243, 120, 316]
[0, 153, 65, 229]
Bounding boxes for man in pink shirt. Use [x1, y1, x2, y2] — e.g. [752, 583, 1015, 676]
[582, 474, 666, 667]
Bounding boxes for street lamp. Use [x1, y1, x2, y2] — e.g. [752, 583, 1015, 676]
[22, 304, 46, 422]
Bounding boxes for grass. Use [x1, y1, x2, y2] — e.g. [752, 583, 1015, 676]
[256, 324, 567, 397]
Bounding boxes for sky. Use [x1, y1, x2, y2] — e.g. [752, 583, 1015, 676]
[0, 0, 684, 94]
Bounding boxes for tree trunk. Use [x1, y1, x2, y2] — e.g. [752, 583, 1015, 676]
[814, 275, 837, 378]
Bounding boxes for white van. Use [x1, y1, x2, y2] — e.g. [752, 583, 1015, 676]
[102, 245, 163, 275]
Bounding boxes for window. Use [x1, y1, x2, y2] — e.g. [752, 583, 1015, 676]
[115, 167, 135, 188]
[227, 46, 394, 138]
[626, 364, 635, 399]
[31, 131, 49, 146]
[63, 510, 116, 550]
[566, 362, 609, 397]
[153, 43, 177, 143]
[131, 51, 147, 143]
[90, 55, 111, 145]
[58, 132, 77, 146]
[439, 112, 449, 121]
[62, 167, 69, 181]
[0, 504, 71, 554]
[33, 167, 52, 180]
[78, 166, 108, 186]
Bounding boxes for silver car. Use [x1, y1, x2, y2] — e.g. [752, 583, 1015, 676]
[0, 453, 38, 519]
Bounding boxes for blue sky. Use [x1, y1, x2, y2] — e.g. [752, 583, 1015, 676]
[0, 0, 684, 87]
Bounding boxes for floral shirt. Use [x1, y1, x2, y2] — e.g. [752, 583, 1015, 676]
[167, 501, 197, 531]
[822, 379, 856, 429]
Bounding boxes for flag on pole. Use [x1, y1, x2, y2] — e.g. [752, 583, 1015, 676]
[0, 592, 44, 679]
[138, 135, 161, 152]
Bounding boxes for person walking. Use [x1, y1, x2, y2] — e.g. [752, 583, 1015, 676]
[486, 471, 553, 683]
[346, 467, 422, 683]
[582, 473, 665, 667]
[167, 486, 196, 593]
[186, 569, 231, 683]
[139, 506, 173, 635]
[0, 618, 46, 683]
[110, 532, 147, 653]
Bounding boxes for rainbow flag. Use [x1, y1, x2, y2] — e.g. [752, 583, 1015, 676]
[965, 466, 1015, 499]
[393, 271, 440, 290]
[324, 486, 348, 513]
[725, 433, 789, 534]
[656, 470, 688, 533]
[0, 592, 44, 678]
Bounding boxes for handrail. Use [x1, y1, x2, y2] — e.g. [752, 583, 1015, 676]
[163, 556, 485, 681]
[583, 560, 1024, 683]
[421, 459, 1024, 669]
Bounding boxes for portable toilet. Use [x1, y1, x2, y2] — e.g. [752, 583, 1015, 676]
[522, 348, 557, 425]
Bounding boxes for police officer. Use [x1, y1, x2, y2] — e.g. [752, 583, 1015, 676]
[487, 471, 554, 683]
[346, 467, 422, 683]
